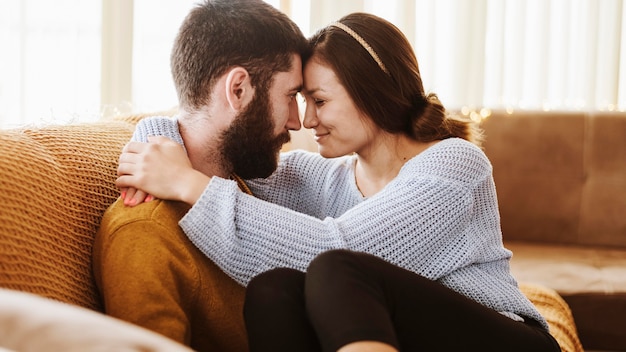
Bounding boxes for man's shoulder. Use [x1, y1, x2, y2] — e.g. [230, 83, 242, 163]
[99, 198, 191, 234]
[138, 115, 178, 125]
[132, 115, 184, 145]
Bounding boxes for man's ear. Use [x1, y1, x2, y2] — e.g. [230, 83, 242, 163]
[224, 67, 253, 111]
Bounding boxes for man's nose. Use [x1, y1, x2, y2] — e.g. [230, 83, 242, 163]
[285, 99, 302, 131]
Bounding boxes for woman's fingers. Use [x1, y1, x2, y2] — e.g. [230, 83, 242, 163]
[127, 189, 148, 206]
[115, 136, 190, 203]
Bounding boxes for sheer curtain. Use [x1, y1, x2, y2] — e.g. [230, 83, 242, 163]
[130, 0, 199, 115]
[0, 0, 623, 128]
[0, 0, 100, 128]
[285, 0, 625, 114]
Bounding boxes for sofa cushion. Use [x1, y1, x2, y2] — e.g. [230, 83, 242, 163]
[481, 110, 626, 249]
[507, 241, 626, 295]
[0, 121, 136, 310]
[579, 112, 626, 247]
[508, 241, 626, 350]
[481, 111, 586, 245]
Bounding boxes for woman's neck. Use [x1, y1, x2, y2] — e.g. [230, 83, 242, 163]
[354, 134, 437, 197]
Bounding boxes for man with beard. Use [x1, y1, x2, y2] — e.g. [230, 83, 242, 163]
[91, 1, 307, 351]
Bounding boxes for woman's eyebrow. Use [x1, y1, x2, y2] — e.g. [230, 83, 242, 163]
[302, 87, 323, 95]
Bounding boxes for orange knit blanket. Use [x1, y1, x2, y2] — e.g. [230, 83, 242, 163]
[0, 121, 135, 310]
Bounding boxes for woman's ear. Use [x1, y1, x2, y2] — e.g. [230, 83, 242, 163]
[224, 67, 254, 111]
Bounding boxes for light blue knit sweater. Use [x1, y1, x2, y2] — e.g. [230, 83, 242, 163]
[132, 116, 548, 330]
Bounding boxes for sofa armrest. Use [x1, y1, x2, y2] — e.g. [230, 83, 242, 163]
[0, 288, 193, 352]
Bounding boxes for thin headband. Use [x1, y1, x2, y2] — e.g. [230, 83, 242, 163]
[330, 22, 389, 75]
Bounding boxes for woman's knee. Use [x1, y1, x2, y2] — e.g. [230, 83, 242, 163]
[244, 268, 305, 314]
[305, 250, 369, 295]
[307, 249, 365, 279]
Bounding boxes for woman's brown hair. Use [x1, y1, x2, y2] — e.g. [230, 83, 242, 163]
[307, 13, 483, 146]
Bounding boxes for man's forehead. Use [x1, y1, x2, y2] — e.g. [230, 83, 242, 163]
[273, 66, 303, 92]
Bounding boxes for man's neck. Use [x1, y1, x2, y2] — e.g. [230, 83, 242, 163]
[177, 112, 231, 179]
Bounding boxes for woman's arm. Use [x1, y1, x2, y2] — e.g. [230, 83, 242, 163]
[117, 136, 210, 204]
[247, 151, 360, 217]
[120, 117, 356, 212]
[120, 116, 186, 205]
[180, 140, 497, 286]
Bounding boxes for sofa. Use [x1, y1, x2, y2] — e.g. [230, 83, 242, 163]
[0, 113, 193, 351]
[0, 109, 617, 351]
[478, 110, 626, 351]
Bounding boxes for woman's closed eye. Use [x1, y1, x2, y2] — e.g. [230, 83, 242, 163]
[314, 98, 326, 106]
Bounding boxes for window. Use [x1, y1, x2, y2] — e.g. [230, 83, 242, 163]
[0, 0, 100, 127]
[131, 0, 198, 115]
[1, 0, 624, 128]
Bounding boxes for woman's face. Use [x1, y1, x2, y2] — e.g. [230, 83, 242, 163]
[302, 57, 377, 158]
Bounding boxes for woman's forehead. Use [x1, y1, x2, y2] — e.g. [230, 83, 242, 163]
[303, 60, 339, 92]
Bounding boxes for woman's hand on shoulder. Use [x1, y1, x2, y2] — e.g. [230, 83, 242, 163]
[116, 136, 209, 206]
[120, 187, 153, 207]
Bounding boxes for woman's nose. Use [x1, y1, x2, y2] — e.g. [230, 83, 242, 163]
[302, 103, 318, 129]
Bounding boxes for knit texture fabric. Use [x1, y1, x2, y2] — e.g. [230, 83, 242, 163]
[134, 116, 550, 330]
[0, 119, 137, 310]
[519, 283, 584, 352]
[93, 199, 248, 351]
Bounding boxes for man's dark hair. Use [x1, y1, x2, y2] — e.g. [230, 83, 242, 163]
[171, 0, 307, 111]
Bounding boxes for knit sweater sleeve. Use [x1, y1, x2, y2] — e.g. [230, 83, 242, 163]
[179, 138, 496, 286]
[130, 116, 184, 147]
[245, 151, 362, 217]
[129, 117, 352, 216]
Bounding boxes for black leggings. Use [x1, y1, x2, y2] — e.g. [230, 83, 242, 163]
[243, 249, 560, 352]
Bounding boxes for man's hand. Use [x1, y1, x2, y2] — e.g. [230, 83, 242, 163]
[116, 136, 209, 206]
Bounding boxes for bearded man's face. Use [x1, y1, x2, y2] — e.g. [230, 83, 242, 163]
[219, 89, 291, 179]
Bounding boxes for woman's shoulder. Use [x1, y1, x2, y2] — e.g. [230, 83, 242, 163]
[424, 138, 489, 165]
[433, 136, 485, 152]
[402, 138, 492, 183]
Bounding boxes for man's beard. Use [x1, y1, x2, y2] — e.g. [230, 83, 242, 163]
[218, 90, 291, 179]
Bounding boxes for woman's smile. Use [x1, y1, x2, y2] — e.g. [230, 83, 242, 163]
[314, 132, 330, 143]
